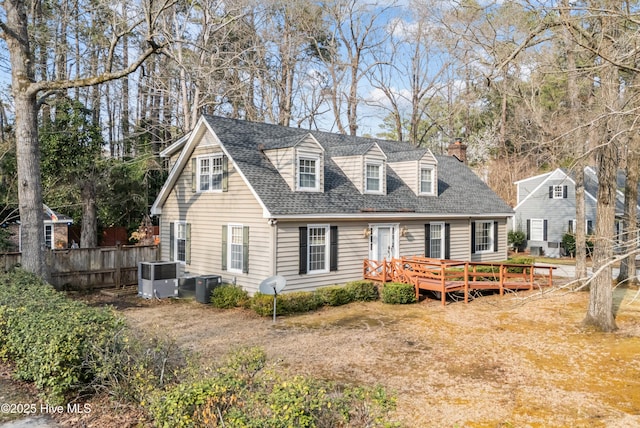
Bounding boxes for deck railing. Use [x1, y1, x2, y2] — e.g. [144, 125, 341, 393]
[363, 256, 556, 305]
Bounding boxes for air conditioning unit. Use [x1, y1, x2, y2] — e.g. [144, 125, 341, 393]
[138, 261, 180, 299]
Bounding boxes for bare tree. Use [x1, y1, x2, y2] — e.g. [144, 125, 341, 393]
[1, 0, 172, 277]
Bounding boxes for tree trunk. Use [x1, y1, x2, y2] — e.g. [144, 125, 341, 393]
[5, 0, 48, 278]
[617, 144, 639, 284]
[80, 180, 98, 248]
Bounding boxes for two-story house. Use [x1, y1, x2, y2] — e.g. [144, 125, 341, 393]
[513, 166, 639, 257]
[151, 115, 514, 293]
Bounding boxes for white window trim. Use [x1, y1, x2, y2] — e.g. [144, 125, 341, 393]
[44, 224, 53, 249]
[430, 222, 445, 259]
[196, 154, 224, 193]
[296, 154, 321, 192]
[530, 218, 545, 241]
[474, 220, 494, 254]
[174, 221, 187, 263]
[364, 161, 384, 194]
[419, 166, 435, 195]
[552, 185, 564, 199]
[307, 224, 330, 274]
[227, 223, 244, 274]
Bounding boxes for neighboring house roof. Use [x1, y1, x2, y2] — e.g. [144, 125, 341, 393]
[152, 115, 514, 218]
[0, 204, 73, 226]
[514, 166, 640, 215]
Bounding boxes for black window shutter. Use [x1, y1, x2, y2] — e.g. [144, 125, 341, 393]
[424, 223, 431, 257]
[191, 158, 197, 193]
[221, 225, 228, 271]
[330, 226, 338, 271]
[587, 220, 593, 235]
[242, 226, 249, 273]
[471, 222, 476, 254]
[563, 185, 568, 198]
[526, 219, 531, 240]
[548, 186, 553, 198]
[568, 220, 573, 233]
[299, 227, 307, 274]
[493, 221, 499, 252]
[169, 222, 175, 261]
[185, 223, 191, 264]
[222, 156, 229, 192]
[445, 223, 451, 259]
[543, 220, 548, 241]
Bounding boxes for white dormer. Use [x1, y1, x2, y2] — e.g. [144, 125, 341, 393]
[263, 133, 325, 192]
[333, 143, 387, 195]
[388, 149, 438, 196]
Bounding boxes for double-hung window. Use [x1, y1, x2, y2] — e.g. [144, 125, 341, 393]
[474, 221, 494, 253]
[365, 163, 382, 193]
[228, 225, 244, 272]
[176, 222, 187, 262]
[429, 222, 444, 258]
[298, 157, 319, 191]
[307, 225, 329, 273]
[198, 155, 223, 191]
[420, 167, 435, 195]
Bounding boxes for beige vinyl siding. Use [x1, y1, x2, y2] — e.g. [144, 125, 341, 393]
[159, 142, 273, 295]
[388, 161, 417, 194]
[275, 221, 370, 292]
[264, 147, 294, 190]
[333, 156, 364, 193]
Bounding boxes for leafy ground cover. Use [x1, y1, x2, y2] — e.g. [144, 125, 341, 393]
[65, 283, 640, 427]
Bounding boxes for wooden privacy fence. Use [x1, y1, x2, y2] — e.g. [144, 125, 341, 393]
[1, 245, 159, 290]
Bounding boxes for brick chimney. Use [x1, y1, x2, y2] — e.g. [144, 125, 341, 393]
[447, 138, 467, 164]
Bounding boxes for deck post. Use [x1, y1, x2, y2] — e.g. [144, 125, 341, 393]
[499, 264, 504, 296]
[529, 264, 534, 290]
[440, 262, 446, 305]
[464, 263, 469, 303]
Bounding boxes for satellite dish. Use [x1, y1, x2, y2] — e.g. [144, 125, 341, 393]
[259, 276, 286, 322]
[259, 275, 286, 295]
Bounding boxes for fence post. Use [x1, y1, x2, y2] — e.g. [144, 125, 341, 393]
[115, 244, 121, 289]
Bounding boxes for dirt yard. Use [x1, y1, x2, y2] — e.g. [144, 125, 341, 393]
[107, 284, 640, 428]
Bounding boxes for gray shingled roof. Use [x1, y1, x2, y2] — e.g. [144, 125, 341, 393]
[203, 115, 514, 217]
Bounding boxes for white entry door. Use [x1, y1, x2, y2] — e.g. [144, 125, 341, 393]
[370, 224, 399, 261]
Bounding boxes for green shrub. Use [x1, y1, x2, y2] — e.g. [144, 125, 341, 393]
[381, 282, 417, 304]
[251, 291, 323, 317]
[149, 347, 397, 428]
[316, 285, 352, 306]
[344, 280, 379, 302]
[210, 284, 249, 309]
[0, 269, 123, 404]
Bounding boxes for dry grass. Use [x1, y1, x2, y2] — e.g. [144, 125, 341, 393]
[109, 285, 640, 428]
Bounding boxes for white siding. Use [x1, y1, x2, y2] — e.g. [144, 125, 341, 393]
[388, 161, 417, 194]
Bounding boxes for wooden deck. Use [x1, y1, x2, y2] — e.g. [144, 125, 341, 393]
[363, 256, 556, 305]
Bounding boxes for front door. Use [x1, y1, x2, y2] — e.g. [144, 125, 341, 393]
[369, 224, 399, 261]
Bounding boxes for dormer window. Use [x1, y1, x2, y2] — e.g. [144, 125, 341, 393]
[420, 166, 435, 195]
[365, 163, 383, 193]
[297, 155, 320, 191]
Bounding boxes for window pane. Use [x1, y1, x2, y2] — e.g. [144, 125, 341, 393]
[553, 185, 563, 198]
[530, 219, 544, 241]
[475, 221, 492, 252]
[366, 164, 380, 191]
[308, 227, 327, 271]
[230, 226, 243, 271]
[421, 168, 433, 193]
[430, 223, 442, 258]
[211, 157, 223, 190]
[199, 158, 210, 191]
[176, 223, 186, 262]
[299, 159, 317, 188]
